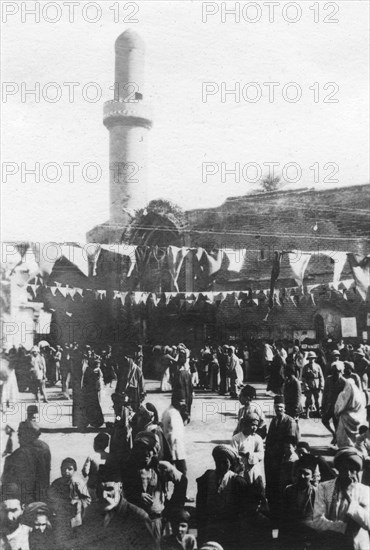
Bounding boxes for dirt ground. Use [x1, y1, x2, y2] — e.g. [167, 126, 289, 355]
[1, 378, 334, 501]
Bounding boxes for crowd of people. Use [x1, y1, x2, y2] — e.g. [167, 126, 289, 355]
[0, 338, 370, 549]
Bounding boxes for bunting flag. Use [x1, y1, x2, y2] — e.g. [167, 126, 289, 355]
[101, 244, 137, 278]
[206, 250, 224, 276]
[287, 250, 312, 286]
[347, 253, 370, 300]
[135, 246, 152, 282]
[57, 287, 68, 298]
[50, 286, 57, 296]
[269, 251, 282, 308]
[27, 284, 39, 298]
[85, 244, 101, 277]
[167, 246, 189, 292]
[223, 249, 246, 273]
[273, 289, 281, 306]
[133, 292, 145, 305]
[318, 250, 348, 289]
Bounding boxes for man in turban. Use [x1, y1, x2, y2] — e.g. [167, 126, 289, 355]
[122, 431, 187, 544]
[313, 447, 370, 549]
[196, 445, 256, 549]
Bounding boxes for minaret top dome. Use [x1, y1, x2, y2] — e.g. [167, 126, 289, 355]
[115, 29, 145, 52]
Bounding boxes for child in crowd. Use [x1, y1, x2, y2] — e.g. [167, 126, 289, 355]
[233, 384, 266, 438]
[230, 413, 268, 513]
[48, 457, 91, 546]
[82, 433, 111, 499]
[280, 436, 299, 493]
[231, 414, 264, 485]
[161, 509, 197, 550]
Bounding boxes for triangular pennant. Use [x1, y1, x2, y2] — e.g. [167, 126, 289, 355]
[252, 298, 258, 305]
[66, 287, 76, 300]
[341, 279, 354, 290]
[50, 286, 57, 296]
[120, 292, 128, 305]
[134, 292, 145, 305]
[289, 295, 297, 307]
[58, 287, 68, 298]
[29, 283, 39, 297]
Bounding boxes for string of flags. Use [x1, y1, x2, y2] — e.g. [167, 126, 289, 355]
[4, 243, 368, 294]
[26, 279, 360, 310]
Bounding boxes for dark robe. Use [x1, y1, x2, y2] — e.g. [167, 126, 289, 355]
[196, 469, 257, 550]
[81, 366, 104, 428]
[172, 368, 193, 418]
[75, 497, 157, 550]
[2, 446, 36, 504]
[280, 482, 317, 546]
[264, 413, 300, 526]
[284, 375, 302, 418]
[116, 358, 145, 413]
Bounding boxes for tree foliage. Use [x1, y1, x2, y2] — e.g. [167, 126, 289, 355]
[258, 174, 284, 193]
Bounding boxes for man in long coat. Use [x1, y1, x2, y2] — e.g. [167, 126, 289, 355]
[116, 353, 145, 413]
[264, 395, 299, 529]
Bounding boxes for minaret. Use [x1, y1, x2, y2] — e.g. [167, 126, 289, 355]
[103, 29, 152, 224]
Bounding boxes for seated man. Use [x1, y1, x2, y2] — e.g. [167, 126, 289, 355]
[312, 447, 370, 550]
[75, 464, 157, 550]
[280, 455, 318, 548]
[122, 431, 187, 545]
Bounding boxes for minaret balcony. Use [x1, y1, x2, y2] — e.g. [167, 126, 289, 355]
[103, 100, 152, 129]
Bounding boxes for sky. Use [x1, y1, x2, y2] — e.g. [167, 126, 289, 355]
[1, 0, 369, 242]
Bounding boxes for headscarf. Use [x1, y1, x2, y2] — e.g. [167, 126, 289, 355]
[334, 447, 363, 471]
[200, 543, 224, 550]
[239, 384, 256, 400]
[134, 431, 160, 454]
[212, 445, 240, 472]
[22, 502, 50, 526]
[241, 412, 259, 424]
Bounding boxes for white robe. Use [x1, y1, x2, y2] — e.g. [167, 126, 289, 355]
[335, 378, 366, 448]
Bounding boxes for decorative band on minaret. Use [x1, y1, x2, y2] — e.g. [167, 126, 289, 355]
[103, 30, 152, 224]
